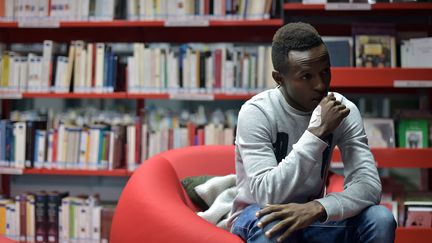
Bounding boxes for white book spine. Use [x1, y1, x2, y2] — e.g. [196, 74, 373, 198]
[94, 43, 105, 90]
[89, 128, 100, 170]
[91, 206, 101, 243]
[13, 122, 26, 168]
[57, 123, 65, 166]
[85, 43, 94, 89]
[36, 130, 46, 163]
[18, 57, 28, 92]
[127, 125, 136, 171]
[78, 130, 88, 167]
[257, 46, 265, 89]
[26, 195, 35, 243]
[41, 40, 53, 91]
[108, 131, 115, 170]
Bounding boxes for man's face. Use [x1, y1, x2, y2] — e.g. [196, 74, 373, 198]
[276, 44, 331, 112]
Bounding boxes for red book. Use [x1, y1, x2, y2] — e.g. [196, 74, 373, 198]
[17, 194, 27, 242]
[214, 49, 222, 89]
[168, 128, 174, 150]
[197, 128, 205, 145]
[135, 119, 141, 165]
[52, 130, 58, 163]
[187, 122, 196, 146]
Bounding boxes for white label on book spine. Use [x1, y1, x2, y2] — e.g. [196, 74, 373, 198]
[394, 80, 432, 88]
[0, 92, 22, 99]
[169, 93, 214, 100]
[18, 19, 60, 28]
[164, 19, 209, 27]
[0, 167, 24, 174]
[325, 3, 371, 11]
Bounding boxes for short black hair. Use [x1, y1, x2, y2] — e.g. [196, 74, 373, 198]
[272, 22, 324, 73]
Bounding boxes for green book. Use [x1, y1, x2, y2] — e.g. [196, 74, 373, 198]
[398, 119, 429, 148]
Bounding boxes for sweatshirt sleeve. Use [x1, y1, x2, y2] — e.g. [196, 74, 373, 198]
[315, 100, 382, 222]
[236, 103, 328, 205]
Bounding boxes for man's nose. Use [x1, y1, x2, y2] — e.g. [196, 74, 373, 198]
[313, 76, 327, 92]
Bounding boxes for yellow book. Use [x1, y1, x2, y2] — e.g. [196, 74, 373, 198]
[0, 199, 13, 235]
[1, 53, 10, 87]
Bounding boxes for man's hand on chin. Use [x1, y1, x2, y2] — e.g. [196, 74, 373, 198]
[255, 201, 327, 242]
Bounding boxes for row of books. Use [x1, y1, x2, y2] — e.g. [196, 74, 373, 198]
[381, 193, 432, 228]
[0, 0, 279, 22]
[289, 0, 432, 4]
[363, 118, 430, 148]
[0, 107, 237, 171]
[1, 36, 430, 95]
[0, 192, 114, 243]
[0, 40, 120, 94]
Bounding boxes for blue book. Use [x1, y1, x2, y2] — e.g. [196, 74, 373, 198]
[6, 122, 14, 162]
[324, 39, 352, 67]
[0, 120, 7, 161]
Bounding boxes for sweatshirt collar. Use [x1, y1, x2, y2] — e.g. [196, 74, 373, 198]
[275, 87, 312, 116]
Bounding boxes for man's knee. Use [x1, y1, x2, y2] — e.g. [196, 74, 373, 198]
[363, 205, 397, 229]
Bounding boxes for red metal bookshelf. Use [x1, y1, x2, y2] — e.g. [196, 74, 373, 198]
[0, 19, 283, 28]
[22, 92, 128, 99]
[23, 168, 128, 176]
[395, 227, 432, 243]
[332, 148, 432, 168]
[330, 68, 432, 88]
[210, 19, 283, 26]
[60, 20, 164, 28]
[283, 2, 432, 11]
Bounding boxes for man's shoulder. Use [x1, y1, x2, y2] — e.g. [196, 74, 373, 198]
[245, 88, 278, 106]
[239, 88, 279, 119]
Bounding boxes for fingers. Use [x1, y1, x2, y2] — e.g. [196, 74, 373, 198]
[277, 223, 299, 243]
[257, 211, 286, 229]
[264, 218, 291, 238]
[340, 107, 350, 117]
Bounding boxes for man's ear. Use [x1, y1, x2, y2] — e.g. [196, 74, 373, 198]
[272, 71, 283, 86]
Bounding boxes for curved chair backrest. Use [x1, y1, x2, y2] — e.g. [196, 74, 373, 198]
[110, 145, 243, 243]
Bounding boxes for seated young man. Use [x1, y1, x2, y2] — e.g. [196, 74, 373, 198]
[227, 22, 396, 243]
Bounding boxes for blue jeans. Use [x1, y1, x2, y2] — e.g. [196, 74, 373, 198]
[231, 204, 396, 243]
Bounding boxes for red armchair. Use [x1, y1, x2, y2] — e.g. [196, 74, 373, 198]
[110, 145, 243, 243]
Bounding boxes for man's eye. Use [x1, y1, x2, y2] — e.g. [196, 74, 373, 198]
[301, 74, 311, 80]
[322, 68, 330, 75]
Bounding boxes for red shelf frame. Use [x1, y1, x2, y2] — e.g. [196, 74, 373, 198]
[22, 92, 128, 99]
[60, 20, 164, 28]
[0, 68, 427, 99]
[23, 168, 128, 176]
[0, 19, 282, 28]
[209, 19, 283, 26]
[284, 3, 432, 11]
[395, 227, 432, 243]
[332, 148, 432, 168]
[330, 68, 432, 88]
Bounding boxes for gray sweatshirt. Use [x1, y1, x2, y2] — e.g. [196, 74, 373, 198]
[228, 88, 381, 229]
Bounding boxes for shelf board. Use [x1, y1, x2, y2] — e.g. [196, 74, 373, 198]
[396, 227, 432, 243]
[22, 92, 128, 99]
[0, 21, 17, 28]
[332, 148, 432, 168]
[209, 19, 283, 26]
[284, 3, 432, 11]
[0, 68, 428, 100]
[60, 20, 164, 28]
[0, 19, 282, 28]
[214, 93, 255, 100]
[330, 68, 432, 88]
[23, 168, 128, 176]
